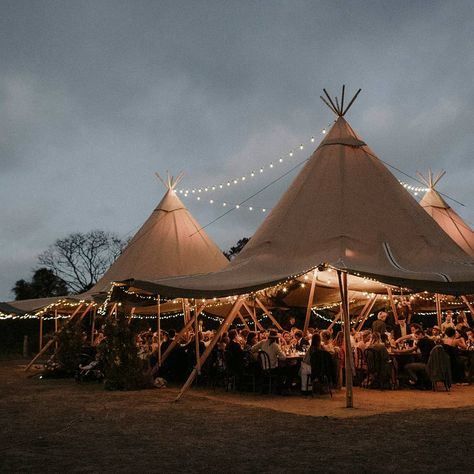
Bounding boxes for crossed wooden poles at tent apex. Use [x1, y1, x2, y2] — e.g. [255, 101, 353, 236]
[320, 85, 362, 117]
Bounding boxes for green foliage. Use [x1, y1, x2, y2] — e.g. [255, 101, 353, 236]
[12, 268, 68, 300]
[98, 310, 151, 390]
[44, 320, 85, 377]
[224, 237, 250, 260]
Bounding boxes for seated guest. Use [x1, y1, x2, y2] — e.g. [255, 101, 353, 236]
[244, 331, 258, 351]
[225, 329, 244, 375]
[431, 326, 441, 339]
[283, 316, 297, 332]
[294, 330, 309, 352]
[466, 327, 474, 349]
[308, 333, 336, 391]
[443, 327, 467, 383]
[456, 311, 470, 334]
[392, 315, 409, 340]
[320, 330, 335, 353]
[251, 329, 286, 369]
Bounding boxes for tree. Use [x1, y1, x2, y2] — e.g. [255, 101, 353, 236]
[12, 268, 69, 300]
[38, 230, 127, 294]
[224, 237, 250, 260]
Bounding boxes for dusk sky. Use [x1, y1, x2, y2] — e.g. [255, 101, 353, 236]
[1, 0, 473, 300]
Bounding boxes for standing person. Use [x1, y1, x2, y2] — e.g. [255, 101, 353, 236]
[283, 316, 297, 332]
[372, 311, 388, 335]
[441, 311, 455, 333]
[225, 329, 244, 376]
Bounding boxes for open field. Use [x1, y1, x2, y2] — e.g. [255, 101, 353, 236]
[1, 359, 473, 473]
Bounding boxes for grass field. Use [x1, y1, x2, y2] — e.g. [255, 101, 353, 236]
[1, 359, 473, 473]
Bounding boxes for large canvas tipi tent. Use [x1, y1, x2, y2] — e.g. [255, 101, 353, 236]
[418, 170, 474, 258]
[122, 91, 474, 298]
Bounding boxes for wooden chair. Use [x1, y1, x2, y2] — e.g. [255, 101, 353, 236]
[257, 350, 278, 394]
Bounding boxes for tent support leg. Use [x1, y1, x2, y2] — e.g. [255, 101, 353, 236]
[435, 294, 442, 328]
[160, 304, 207, 366]
[387, 287, 399, 323]
[337, 270, 353, 409]
[175, 298, 243, 402]
[157, 296, 161, 368]
[255, 298, 283, 331]
[356, 295, 378, 332]
[242, 301, 264, 331]
[461, 296, 474, 324]
[25, 303, 86, 372]
[303, 269, 318, 333]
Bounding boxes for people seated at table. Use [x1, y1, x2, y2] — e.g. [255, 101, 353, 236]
[393, 329, 435, 388]
[442, 327, 467, 383]
[455, 311, 470, 334]
[294, 330, 309, 352]
[392, 315, 409, 339]
[251, 329, 286, 369]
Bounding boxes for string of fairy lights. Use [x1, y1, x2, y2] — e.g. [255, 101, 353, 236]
[172, 127, 430, 215]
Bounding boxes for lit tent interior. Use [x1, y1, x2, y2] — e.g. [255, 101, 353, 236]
[113, 88, 474, 403]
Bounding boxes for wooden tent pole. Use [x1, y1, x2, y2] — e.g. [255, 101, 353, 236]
[242, 301, 264, 331]
[353, 295, 375, 327]
[54, 308, 58, 349]
[328, 306, 342, 331]
[461, 296, 474, 323]
[127, 307, 136, 325]
[356, 295, 378, 332]
[90, 307, 96, 344]
[303, 270, 318, 333]
[254, 298, 283, 331]
[39, 315, 43, 352]
[337, 270, 353, 408]
[25, 303, 85, 372]
[194, 303, 201, 374]
[387, 287, 399, 323]
[435, 294, 442, 328]
[160, 304, 207, 366]
[157, 296, 161, 368]
[237, 312, 250, 330]
[175, 298, 243, 402]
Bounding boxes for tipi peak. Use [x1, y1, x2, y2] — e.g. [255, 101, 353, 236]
[320, 85, 362, 117]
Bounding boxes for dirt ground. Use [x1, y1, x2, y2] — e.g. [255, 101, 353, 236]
[1, 359, 473, 473]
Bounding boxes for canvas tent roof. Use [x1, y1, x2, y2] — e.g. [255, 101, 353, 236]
[418, 171, 474, 258]
[85, 180, 229, 296]
[120, 109, 474, 298]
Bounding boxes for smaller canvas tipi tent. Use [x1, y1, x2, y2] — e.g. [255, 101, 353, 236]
[86, 173, 229, 296]
[418, 170, 474, 258]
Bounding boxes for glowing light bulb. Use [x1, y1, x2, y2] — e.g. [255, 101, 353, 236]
[299, 144, 304, 150]
[233, 179, 238, 184]
[311, 137, 315, 142]
[322, 129, 326, 134]
[259, 168, 263, 173]
[249, 206, 253, 211]
[251, 171, 255, 177]
[269, 163, 273, 168]
[279, 158, 283, 163]
[210, 199, 214, 204]
[262, 208, 266, 212]
[236, 204, 240, 209]
[219, 184, 223, 189]
[289, 151, 293, 157]
[223, 202, 227, 207]
[197, 196, 201, 200]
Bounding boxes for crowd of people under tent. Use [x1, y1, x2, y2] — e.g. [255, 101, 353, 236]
[80, 300, 474, 394]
